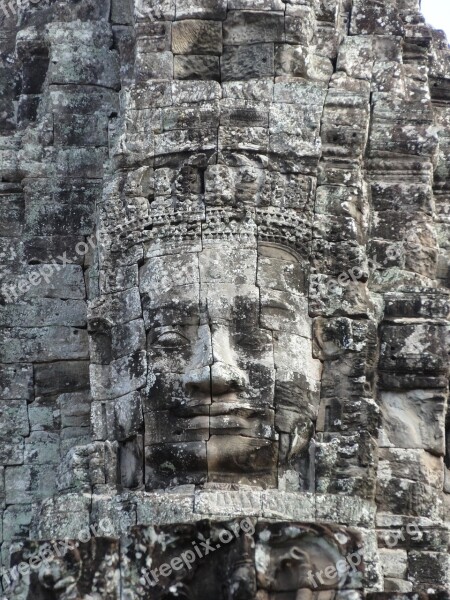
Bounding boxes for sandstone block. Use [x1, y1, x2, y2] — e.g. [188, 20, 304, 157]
[222, 43, 274, 81]
[172, 20, 222, 54]
[90, 351, 147, 401]
[0, 327, 88, 363]
[223, 11, 284, 45]
[174, 55, 220, 80]
[175, 0, 227, 20]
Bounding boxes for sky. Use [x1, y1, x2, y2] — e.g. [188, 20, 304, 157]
[421, 0, 450, 40]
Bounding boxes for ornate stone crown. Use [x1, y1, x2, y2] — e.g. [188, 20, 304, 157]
[104, 160, 316, 261]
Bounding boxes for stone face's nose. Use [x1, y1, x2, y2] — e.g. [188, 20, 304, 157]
[210, 361, 248, 396]
[210, 323, 249, 395]
[182, 362, 249, 396]
[182, 365, 211, 395]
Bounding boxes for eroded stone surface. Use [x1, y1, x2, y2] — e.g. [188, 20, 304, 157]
[0, 0, 449, 596]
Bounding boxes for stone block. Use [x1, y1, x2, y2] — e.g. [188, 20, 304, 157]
[145, 442, 207, 489]
[275, 45, 333, 82]
[269, 102, 322, 136]
[257, 253, 307, 296]
[90, 350, 147, 401]
[48, 46, 120, 90]
[0, 193, 24, 237]
[261, 491, 315, 520]
[35, 361, 90, 398]
[0, 364, 33, 401]
[316, 494, 376, 526]
[16, 265, 85, 299]
[154, 128, 217, 155]
[90, 318, 146, 365]
[60, 427, 92, 457]
[207, 435, 277, 487]
[23, 235, 86, 265]
[2, 505, 32, 542]
[199, 247, 257, 284]
[172, 20, 222, 54]
[135, 51, 174, 82]
[90, 494, 137, 537]
[384, 579, 413, 592]
[88, 287, 142, 326]
[0, 437, 24, 466]
[134, 0, 175, 20]
[285, 5, 316, 45]
[145, 410, 209, 444]
[99, 265, 139, 294]
[0, 327, 89, 363]
[384, 292, 450, 320]
[195, 489, 262, 517]
[136, 491, 195, 525]
[50, 86, 119, 116]
[379, 548, 408, 579]
[379, 322, 449, 376]
[0, 298, 87, 327]
[28, 395, 60, 434]
[174, 55, 220, 80]
[135, 22, 172, 53]
[408, 551, 450, 589]
[114, 392, 144, 441]
[261, 289, 311, 338]
[0, 399, 29, 438]
[24, 178, 100, 236]
[172, 80, 221, 104]
[53, 113, 108, 147]
[223, 11, 284, 45]
[32, 493, 91, 540]
[337, 36, 374, 81]
[219, 99, 269, 128]
[59, 392, 91, 429]
[379, 448, 444, 490]
[229, 0, 284, 9]
[379, 389, 446, 455]
[222, 78, 273, 101]
[123, 82, 173, 110]
[175, 0, 227, 20]
[221, 43, 274, 81]
[377, 475, 443, 520]
[5, 465, 56, 504]
[350, 0, 404, 36]
[111, 0, 133, 23]
[24, 432, 60, 465]
[162, 103, 220, 130]
[219, 126, 269, 153]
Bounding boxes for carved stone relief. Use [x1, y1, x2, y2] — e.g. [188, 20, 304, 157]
[0, 0, 449, 596]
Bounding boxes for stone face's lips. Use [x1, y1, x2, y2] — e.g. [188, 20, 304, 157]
[209, 415, 251, 429]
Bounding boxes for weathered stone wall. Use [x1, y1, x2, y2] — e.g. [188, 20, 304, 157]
[0, 0, 449, 597]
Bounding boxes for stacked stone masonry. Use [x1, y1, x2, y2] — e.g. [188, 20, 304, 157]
[0, 0, 449, 597]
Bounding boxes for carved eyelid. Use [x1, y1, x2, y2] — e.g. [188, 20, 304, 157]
[261, 300, 290, 312]
[153, 328, 190, 345]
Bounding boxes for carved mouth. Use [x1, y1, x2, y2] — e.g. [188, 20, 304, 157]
[172, 404, 274, 436]
[209, 415, 251, 431]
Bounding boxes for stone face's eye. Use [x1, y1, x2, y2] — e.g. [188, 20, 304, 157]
[153, 331, 189, 349]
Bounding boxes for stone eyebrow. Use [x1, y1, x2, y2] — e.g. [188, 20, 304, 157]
[260, 298, 291, 312]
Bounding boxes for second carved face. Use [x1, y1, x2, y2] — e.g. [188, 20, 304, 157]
[142, 241, 322, 489]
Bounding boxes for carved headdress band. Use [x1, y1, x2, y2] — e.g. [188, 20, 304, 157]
[103, 162, 316, 259]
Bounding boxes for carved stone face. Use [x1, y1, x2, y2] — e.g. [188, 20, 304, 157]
[142, 242, 322, 489]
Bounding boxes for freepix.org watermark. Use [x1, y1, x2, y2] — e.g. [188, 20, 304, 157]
[1, 234, 97, 305]
[140, 518, 255, 588]
[0, 518, 114, 596]
[299, 522, 423, 589]
[0, 0, 43, 18]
